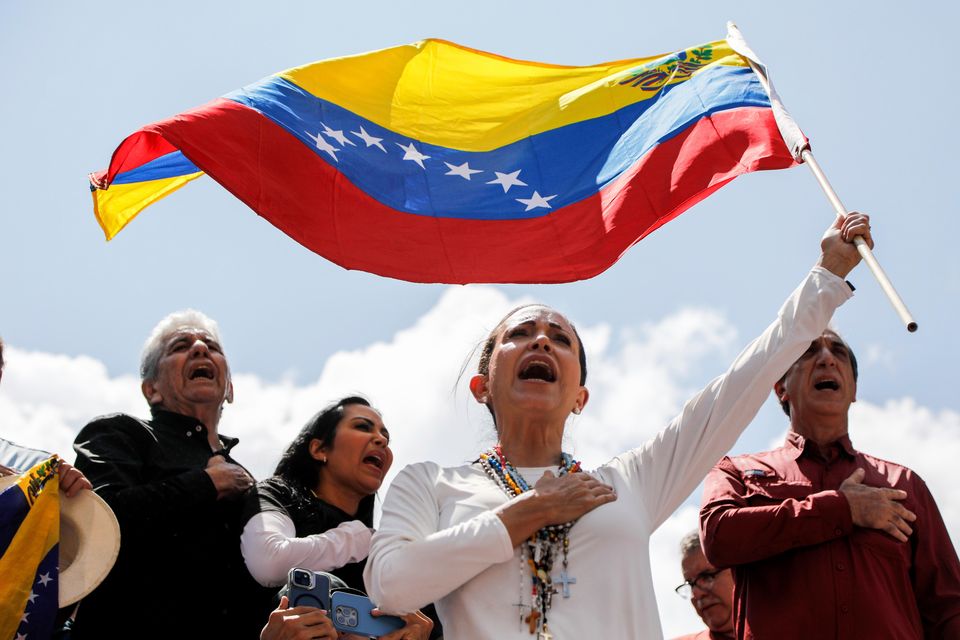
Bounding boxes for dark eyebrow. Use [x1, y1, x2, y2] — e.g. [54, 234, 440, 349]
[831, 342, 850, 356]
[355, 416, 388, 437]
[509, 319, 568, 331]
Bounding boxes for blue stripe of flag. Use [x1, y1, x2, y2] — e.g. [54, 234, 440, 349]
[112, 150, 200, 185]
[16, 544, 59, 640]
[223, 65, 769, 220]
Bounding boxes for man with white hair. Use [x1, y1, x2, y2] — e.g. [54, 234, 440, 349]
[72, 311, 261, 639]
[672, 530, 734, 640]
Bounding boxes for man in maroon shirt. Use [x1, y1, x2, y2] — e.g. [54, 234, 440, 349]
[672, 530, 735, 640]
[700, 330, 960, 639]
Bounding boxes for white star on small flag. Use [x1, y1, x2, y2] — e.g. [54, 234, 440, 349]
[27, 591, 37, 604]
[444, 161, 483, 180]
[516, 191, 556, 212]
[487, 170, 527, 193]
[320, 123, 355, 147]
[397, 142, 430, 169]
[352, 126, 386, 152]
[305, 130, 340, 162]
[37, 572, 52, 587]
[15, 633, 26, 640]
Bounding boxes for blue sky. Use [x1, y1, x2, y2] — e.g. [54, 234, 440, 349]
[2, 1, 958, 634]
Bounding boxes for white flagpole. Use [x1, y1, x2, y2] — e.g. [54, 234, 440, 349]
[727, 22, 918, 332]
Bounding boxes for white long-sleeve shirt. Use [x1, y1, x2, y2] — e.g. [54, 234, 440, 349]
[365, 267, 852, 639]
[241, 511, 372, 587]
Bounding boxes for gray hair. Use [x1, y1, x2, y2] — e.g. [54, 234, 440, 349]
[140, 310, 225, 381]
[680, 529, 702, 558]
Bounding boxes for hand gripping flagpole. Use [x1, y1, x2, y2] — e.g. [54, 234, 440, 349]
[726, 22, 918, 332]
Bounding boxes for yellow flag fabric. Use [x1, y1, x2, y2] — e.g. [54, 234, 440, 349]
[0, 457, 60, 639]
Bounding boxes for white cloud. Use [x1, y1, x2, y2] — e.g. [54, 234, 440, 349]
[2, 288, 956, 635]
[650, 505, 710, 638]
[568, 307, 737, 467]
[0, 349, 143, 465]
[863, 343, 896, 370]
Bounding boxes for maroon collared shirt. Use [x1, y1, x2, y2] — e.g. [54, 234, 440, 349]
[700, 431, 960, 639]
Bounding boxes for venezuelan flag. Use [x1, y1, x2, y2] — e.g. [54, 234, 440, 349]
[90, 33, 801, 283]
[0, 458, 60, 640]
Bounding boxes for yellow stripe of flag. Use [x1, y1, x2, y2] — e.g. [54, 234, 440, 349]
[279, 38, 748, 151]
[93, 172, 204, 240]
[0, 460, 59, 640]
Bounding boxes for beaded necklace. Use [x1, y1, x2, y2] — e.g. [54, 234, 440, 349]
[478, 445, 581, 639]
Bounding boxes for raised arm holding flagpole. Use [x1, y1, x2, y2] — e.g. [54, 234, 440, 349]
[727, 22, 917, 332]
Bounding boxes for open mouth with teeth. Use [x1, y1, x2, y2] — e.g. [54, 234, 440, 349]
[518, 360, 556, 383]
[813, 379, 840, 391]
[189, 366, 215, 380]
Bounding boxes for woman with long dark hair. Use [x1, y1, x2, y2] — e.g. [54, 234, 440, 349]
[242, 396, 432, 639]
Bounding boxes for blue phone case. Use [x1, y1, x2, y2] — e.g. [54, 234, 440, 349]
[331, 591, 404, 637]
[286, 569, 331, 611]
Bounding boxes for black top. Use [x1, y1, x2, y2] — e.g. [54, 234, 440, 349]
[242, 476, 369, 591]
[242, 476, 444, 639]
[71, 409, 264, 639]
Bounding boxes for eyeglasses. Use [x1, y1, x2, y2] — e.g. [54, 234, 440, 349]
[674, 568, 725, 598]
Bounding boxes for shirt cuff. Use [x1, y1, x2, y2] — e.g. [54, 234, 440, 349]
[820, 489, 855, 538]
[184, 467, 219, 502]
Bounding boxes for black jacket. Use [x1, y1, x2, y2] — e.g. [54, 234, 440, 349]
[72, 409, 263, 639]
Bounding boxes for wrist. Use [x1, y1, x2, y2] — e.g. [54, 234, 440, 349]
[816, 254, 855, 279]
[496, 491, 548, 546]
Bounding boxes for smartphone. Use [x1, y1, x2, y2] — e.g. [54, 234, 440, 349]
[286, 568, 331, 611]
[330, 591, 404, 637]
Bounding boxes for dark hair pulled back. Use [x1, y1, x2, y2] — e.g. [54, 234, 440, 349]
[273, 395, 375, 526]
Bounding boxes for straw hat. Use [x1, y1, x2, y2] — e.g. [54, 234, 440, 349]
[0, 475, 121, 606]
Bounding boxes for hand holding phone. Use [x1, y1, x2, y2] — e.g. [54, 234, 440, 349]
[331, 591, 404, 637]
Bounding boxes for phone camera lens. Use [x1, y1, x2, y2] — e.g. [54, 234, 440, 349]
[292, 570, 311, 587]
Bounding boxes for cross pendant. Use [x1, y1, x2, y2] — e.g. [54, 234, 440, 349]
[525, 610, 541, 634]
[552, 570, 577, 598]
[512, 601, 530, 624]
[538, 628, 553, 640]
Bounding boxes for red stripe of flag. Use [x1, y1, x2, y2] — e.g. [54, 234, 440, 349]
[148, 99, 794, 283]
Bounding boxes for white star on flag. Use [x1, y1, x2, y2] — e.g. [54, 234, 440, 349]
[27, 592, 37, 603]
[352, 127, 386, 152]
[397, 142, 430, 169]
[320, 123, 355, 147]
[305, 130, 340, 162]
[487, 170, 527, 193]
[516, 191, 556, 211]
[15, 633, 26, 640]
[20, 612, 29, 623]
[38, 572, 52, 587]
[444, 161, 483, 180]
